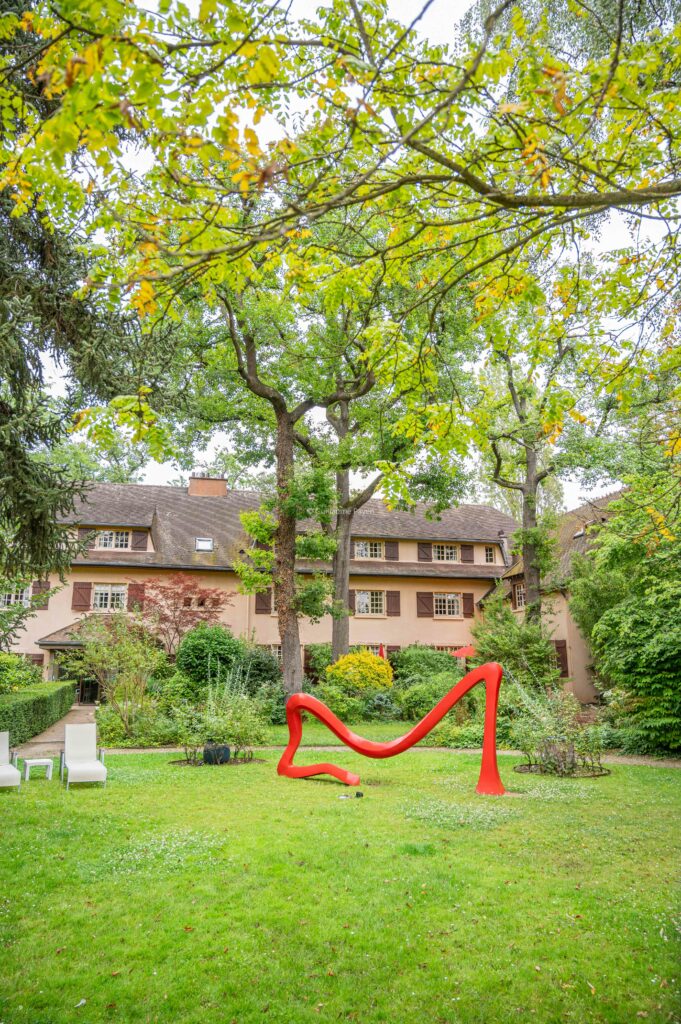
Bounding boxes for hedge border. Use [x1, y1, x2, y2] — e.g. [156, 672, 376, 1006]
[0, 682, 77, 745]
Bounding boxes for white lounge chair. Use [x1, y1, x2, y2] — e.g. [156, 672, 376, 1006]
[0, 731, 21, 791]
[60, 724, 107, 790]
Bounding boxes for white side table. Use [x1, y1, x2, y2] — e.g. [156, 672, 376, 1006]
[23, 758, 54, 781]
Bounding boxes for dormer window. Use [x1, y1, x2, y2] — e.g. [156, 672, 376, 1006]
[195, 537, 214, 552]
[97, 530, 130, 550]
[354, 540, 384, 559]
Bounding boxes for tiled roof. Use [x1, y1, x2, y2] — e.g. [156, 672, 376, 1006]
[502, 490, 624, 590]
[37, 620, 88, 647]
[64, 483, 517, 574]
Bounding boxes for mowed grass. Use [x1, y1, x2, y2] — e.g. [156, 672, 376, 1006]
[1, 750, 679, 1024]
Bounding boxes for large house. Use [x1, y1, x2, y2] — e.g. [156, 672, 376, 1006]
[9, 476, 518, 685]
[502, 494, 620, 703]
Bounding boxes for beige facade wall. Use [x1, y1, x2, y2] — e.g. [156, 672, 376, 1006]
[12, 566, 491, 677]
[509, 591, 598, 703]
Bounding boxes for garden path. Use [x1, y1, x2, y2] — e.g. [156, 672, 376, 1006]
[16, 703, 95, 757]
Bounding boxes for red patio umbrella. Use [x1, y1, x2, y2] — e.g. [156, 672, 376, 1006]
[452, 645, 476, 659]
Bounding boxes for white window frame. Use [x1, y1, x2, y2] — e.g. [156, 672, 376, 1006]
[195, 537, 214, 552]
[433, 592, 463, 618]
[354, 539, 384, 560]
[513, 583, 526, 609]
[433, 543, 459, 562]
[485, 545, 495, 564]
[354, 590, 386, 617]
[97, 530, 131, 550]
[269, 644, 283, 663]
[92, 584, 127, 611]
[0, 586, 30, 608]
[363, 644, 382, 657]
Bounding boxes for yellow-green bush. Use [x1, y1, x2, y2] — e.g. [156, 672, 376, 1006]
[324, 650, 393, 695]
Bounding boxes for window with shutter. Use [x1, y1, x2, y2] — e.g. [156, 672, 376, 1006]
[72, 582, 92, 611]
[386, 591, 401, 616]
[460, 544, 475, 563]
[31, 580, 50, 610]
[127, 583, 145, 611]
[433, 543, 458, 562]
[434, 593, 461, 617]
[416, 592, 434, 617]
[384, 541, 399, 561]
[417, 543, 433, 562]
[553, 639, 569, 677]
[78, 528, 97, 550]
[462, 593, 475, 618]
[255, 589, 273, 614]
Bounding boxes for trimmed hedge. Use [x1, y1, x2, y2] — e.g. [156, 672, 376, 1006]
[0, 682, 76, 745]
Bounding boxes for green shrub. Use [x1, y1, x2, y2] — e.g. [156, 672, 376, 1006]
[96, 704, 179, 748]
[305, 643, 333, 680]
[471, 588, 562, 691]
[430, 721, 485, 748]
[361, 690, 402, 721]
[316, 685, 365, 723]
[509, 686, 607, 775]
[391, 645, 462, 687]
[0, 682, 76, 745]
[203, 684, 268, 761]
[325, 650, 393, 695]
[256, 681, 288, 725]
[239, 646, 282, 695]
[157, 670, 204, 712]
[0, 652, 43, 695]
[398, 672, 462, 721]
[176, 624, 246, 687]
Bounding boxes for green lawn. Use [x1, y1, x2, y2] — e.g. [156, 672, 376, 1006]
[1, 750, 679, 1024]
[266, 719, 421, 746]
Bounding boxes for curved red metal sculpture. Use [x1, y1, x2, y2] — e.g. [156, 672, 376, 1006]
[277, 661, 505, 795]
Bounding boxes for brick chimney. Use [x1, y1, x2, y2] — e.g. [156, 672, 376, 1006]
[188, 475, 228, 497]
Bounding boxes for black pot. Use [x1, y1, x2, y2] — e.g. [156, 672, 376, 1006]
[203, 743, 231, 765]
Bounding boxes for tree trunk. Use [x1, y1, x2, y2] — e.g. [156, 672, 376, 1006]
[332, 466, 353, 663]
[522, 446, 542, 623]
[274, 411, 304, 694]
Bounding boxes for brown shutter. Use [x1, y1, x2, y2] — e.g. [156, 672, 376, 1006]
[72, 582, 92, 611]
[127, 583, 145, 610]
[255, 589, 272, 614]
[31, 580, 50, 609]
[78, 528, 97, 550]
[460, 544, 475, 563]
[462, 593, 475, 618]
[553, 639, 569, 678]
[417, 543, 432, 562]
[348, 589, 356, 613]
[510, 585, 517, 610]
[27, 653, 44, 666]
[131, 530, 148, 551]
[387, 645, 401, 654]
[350, 540, 356, 558]
[386, 591, 401, 616]
[384, 541, 399, 561]
[416, 592, 433, 617]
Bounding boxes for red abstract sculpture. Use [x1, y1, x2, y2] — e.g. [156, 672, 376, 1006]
[277, 661, 505, 795]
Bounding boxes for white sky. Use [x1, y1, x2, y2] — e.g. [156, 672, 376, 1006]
[50, 0, 635, 513]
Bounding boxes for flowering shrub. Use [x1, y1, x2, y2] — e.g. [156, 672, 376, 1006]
[0, 652, 42, 695]
[324, 650, 393, 695]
